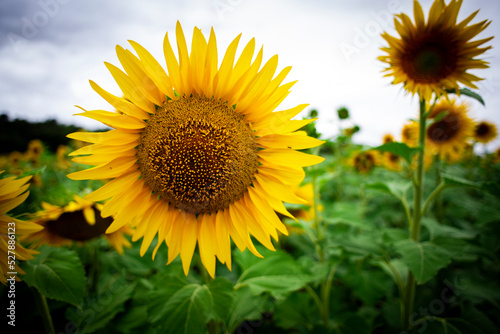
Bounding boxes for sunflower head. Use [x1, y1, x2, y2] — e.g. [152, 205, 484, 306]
[0, 172, 43, 284]
[25, 139, 43, 164]
[351, 150, 379, 174]
[67, 22, 324, 277]
[401, 121, 419, 147]
[379, 0, 493, 101]
[473, 121, 498, 144]
[425, 98, 474, 159]
[22, 196, 132, 254]
[383, 133, 395, 144]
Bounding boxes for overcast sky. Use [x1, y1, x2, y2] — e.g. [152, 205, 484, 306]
[1, 0, 499, 149]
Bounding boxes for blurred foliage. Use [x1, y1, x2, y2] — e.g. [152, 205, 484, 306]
[1, 114, 500, 334]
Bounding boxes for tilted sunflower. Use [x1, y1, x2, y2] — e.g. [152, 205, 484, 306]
[0, 172, 43, 284]
[21, 196, 133, 254]
[473, 121, 498, 144]
[379, 0, 493, 101]
[67, 22, 324, 277]
[425, 98, 474, 160]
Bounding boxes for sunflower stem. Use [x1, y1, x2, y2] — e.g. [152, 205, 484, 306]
[403, 98, 427, 330]
[31, 287, 55, 334]
[311, 147, 324, 263]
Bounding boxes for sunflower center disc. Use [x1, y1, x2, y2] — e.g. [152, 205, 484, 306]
[47, 208, 112, 241]
[427, 113, 461, 143]
[401, 33, 458, 83]
[476, 123, 489, 136]
[137, 96, 258, 214]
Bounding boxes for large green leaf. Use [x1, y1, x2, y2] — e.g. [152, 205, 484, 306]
[235, 250, 311, 298]
[20, 245, 86, 306]
[394, 240, 452, 284]
[148, 276, 212, 334]
[226, 286, 270, 334]
[66, 278, 135, 333]
[372, 142, 420, 163]
[147, 274, 236, 334]
[207, 277, 235, 323]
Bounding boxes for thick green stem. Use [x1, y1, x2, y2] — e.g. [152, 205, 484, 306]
[32, 287, 55, 334]
[403, 98, 427, 330]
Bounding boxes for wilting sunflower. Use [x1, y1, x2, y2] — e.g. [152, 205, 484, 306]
[379, 0, 493, 101]
[401, 121, 419, 147]
[473, 121, 498, 144]
[21, 196, 132, 254]
[0, 172, 43, 284]
[426, 98, 474, 159]
[67, 22, 324, 277]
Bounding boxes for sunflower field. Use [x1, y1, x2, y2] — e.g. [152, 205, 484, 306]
[2, 1, 500, 333]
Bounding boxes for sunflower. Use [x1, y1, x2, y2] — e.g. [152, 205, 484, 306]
[473, 121, 498, 144]
[425, 98, 474, 159]
[494, 147, 500, 164]
[67, 22, 324, 277]
[379, 0, 493, 101]
[25, 139, 43, 165]
[21, 196, 132, 254]
[401, 121, 419, 147]
[351, 150, 379, 174]
[383, 133, 395, 144]
[0, 172, 43, 284]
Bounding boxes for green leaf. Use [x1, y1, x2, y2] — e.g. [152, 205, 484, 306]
[367, 180, 411, 201]
[274, 292, 317, 330]
[323, 201, 366, 227]
[445, 87, 485, 105]
[372, 142, 420, 163]
[148, 275, 212, 334]
[20, 245, 85, 306]
[442, 174, 480, 188]
[422, 218, 477, 240]
[226, 286, 270, 334]
[207, 277, 235, 323]
[66, 279, 135, 333]
[394, 240, 452, 284]
[235, 250, 311, 298]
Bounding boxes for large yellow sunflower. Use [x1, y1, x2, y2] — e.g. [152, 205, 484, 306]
[379, 0, 493, 101]
[67, 22, 324, 277]
[0, 172, 43, 284]
[21, 196, 132, 254]
[473, 121, 498, 144]
[425, 98, 474, 160]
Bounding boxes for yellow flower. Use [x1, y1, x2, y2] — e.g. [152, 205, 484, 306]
[25, 139, 43, 165]
[494, 147, 500, 163]
[473, 121, 498, 144]
[0, 172, 43, 284]
[67, 22, 324, 277]
[379, 0, 493, 101]
[351, 150, 379, 174]
[21, 196, 132, 254]
[401, 121, 419, 147]
[426, 98, 474, 160]
[383, 133, 395, 144]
